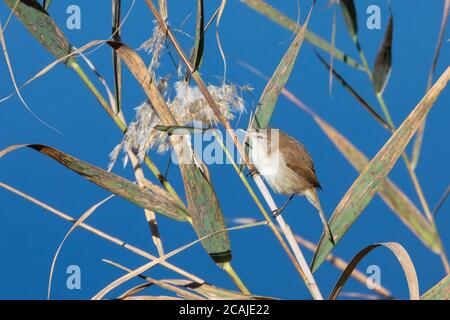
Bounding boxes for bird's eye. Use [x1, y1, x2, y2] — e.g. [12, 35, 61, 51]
[257, 134, 265, 139]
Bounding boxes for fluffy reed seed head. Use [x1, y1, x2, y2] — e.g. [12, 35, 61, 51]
[108, 81, 245, 170]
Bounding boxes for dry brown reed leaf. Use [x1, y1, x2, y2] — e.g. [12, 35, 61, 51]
[103, 259, 205, 300]
[232, 217, 392, 299]
[48, 195, 115, 299]
[164, 279, 276, 300]
[329, 242, 419, 300]
[0, 144, 189, 221]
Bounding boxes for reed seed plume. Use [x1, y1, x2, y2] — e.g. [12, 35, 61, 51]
[108, 80, 245, 170]
[139, 20, 167, 74]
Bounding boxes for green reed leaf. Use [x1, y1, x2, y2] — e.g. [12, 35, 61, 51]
[421, 275, 450, 300]
[314, 116, 440, 253]
[251, 2, 314, 129]
[0, 144, 190, 221]
[339, 0, 358, 39]
[108, 41, 232, 264]
[241, 0, 364, 71]
[311, 67, 450, 272]
[4, 0, 73, 64]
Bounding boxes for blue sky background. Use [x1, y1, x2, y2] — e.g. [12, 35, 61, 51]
[0, 0, 449, 299]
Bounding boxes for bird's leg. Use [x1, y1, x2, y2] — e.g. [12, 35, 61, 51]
[272, 194, 296, 218]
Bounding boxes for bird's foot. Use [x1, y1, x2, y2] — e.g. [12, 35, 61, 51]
[272, 194, 296, 219]
[246, 168, 260, 177]
[272, 208, 282, 218]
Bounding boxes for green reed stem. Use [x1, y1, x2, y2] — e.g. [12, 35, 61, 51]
[222, 262, 251, 295]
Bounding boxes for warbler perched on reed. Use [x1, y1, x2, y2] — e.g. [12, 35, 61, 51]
[247, 128, 334, 243]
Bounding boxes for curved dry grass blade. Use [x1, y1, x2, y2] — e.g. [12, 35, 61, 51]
[163, 279, 275, 300]
[103, 259, 205, 300]
[329, 242, 419, 300]
[4, 0, 73, 63]
[412, 0, 450, 169]
[373, 8, 393, 94]
[0, 144, 189, 221]
[108, 41, 233, 266]
[240, 0, 363, 71]
[118, 282, 153, 299]
[0, 19, 61, 133]
[0, 40, 106, 104]
[312, 67, 450, 272]
[216, 0, 228, 83]
[295, 233, 393, 299]
[233, 217, 393, 298]
[0, 181, 203, 283]
[1, 0, 20, 32]
[316, 52, 392, 130]
[339, 0, 357, 39]
[421, 275, 450, 300]
[48, 195, 114, 299]
[92, 222, 265, 300]
[251, 3, 313, 129]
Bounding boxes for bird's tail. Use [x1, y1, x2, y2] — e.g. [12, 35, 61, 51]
[304, 188, 335, 244]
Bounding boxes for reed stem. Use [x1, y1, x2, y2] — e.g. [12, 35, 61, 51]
[222, 262, 250, 295]
[144, 0, 324, 298]
[214, 131, 323, 299]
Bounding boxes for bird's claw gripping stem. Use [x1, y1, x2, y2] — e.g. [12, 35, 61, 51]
[246, 168, 259, 178]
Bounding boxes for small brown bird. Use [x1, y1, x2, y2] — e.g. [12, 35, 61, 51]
[247, 128, 334, 243]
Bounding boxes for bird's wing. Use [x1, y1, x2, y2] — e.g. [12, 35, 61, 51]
[280, 131, 322, 190]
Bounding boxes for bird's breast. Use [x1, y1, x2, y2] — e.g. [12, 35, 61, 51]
[250, 144, 294, 194]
